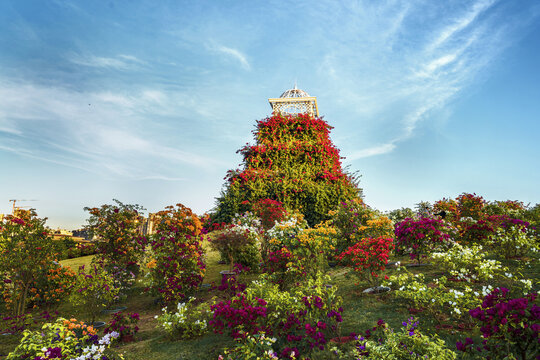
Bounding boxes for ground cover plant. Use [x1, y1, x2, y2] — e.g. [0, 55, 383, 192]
[1, 192, 539, 360]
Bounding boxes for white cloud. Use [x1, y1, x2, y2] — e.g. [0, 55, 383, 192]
[209, 44, 251, 70]
[427, 0, 496, 51]
[348, 143, 397, 160]
[68, 53, 144, 70]
[0, 78, 221, 179]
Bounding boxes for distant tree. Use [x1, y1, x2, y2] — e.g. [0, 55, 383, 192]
[387, 207, 415, 223]
[213, 113, 361, 226]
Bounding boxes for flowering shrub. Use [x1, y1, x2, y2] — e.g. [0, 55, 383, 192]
[69, 264, 119, 324]
[0, 211, 56, 317]
[211, 224, 259, 271]
[431, 243, 508, 282]
[104, 311, 139, 339]
[263, 247, 298, 289]
[28, 262, 76, 311]
[351, 318, 456, 359]
[329, 198, 394, 253]
[266, 213, 307, 259]
[337, 236, 394, 286]
[394, 217, 454, 262]
[383, 268, 482, 324]
[433, 193, 486, 224]
[0, 311, 57, 335]
[266, 218, 335, 287]
[213, 112, 361, 227]
[211, 274, 343, 358]
[84, 199, 146, 275]
[457, 288, 539, 360]
[226, 211, 264, 269]
[489, 218, 537, 259]
[252, 198, 288, 230]
[6, 317, 121, 360]
[457, 215, 500, 246]
[147, 203, 205, 305]
[155, 297, 210, 339]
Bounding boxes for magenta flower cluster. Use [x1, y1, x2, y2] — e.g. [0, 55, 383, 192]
[394, 217, 452, 261]
[210, 294, 269, 339]
[457, 288, 539, 359]
[210, 291, 344, 358]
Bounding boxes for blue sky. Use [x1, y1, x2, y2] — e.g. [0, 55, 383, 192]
[1, 0, 539, 229]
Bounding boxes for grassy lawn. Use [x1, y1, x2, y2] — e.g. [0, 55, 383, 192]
[1, 242, 538, 359]
[59, 254, 95, 270]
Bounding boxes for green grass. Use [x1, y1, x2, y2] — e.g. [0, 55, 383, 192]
[1, 244, 538, 360]
[59, 254, 94, 270]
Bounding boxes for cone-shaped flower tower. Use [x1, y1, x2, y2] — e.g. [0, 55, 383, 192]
[213, 86, 361, 226]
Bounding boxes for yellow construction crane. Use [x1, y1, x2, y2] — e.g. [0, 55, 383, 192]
[9, 199, 37, 214]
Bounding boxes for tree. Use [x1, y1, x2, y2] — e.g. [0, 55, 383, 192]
[0, 210, 56, 316]
[213, 113, 361, 226]
[83, 199, 146, 273]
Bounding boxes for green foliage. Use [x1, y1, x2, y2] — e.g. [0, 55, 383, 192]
[489, 222, 538, 259]
[213, 113, 361, 226]
[155, 297, 210, 339]
[220, 332, 279, 359]
[354, 319, 457, 359]
[523, 203, 540, 236]
[386, 207, 415, 223]
[210, 224, 259, 271]
[245, 273, 342, 334]
[69, 263, 119, 323]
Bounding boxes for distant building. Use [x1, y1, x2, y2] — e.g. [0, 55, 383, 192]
[72, 228, 92, 241]
[139, 213, 158, 236]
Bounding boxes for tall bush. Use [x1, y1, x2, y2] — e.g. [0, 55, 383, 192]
[146, 204, 205, 305]
[0, 210, 56, 317]
[213, 113, 361, 226]
[84, 199, 146, 274]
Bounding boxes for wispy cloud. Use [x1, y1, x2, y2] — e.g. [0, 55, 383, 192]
[306, 0, 534, 159]
[349, 143, 397, 160]
[68, 53, 144, 70]
[209, 44, 251, 70]
[0, 78, 222, 179]
[427, 0, 496, 51]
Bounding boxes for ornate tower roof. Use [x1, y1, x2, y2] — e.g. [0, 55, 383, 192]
[268, 84, 319, 116]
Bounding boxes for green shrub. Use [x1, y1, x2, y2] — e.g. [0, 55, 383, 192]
[352, 318, 456, 359]
[155, 297, 210, 339]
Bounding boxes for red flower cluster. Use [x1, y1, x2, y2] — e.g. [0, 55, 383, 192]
[336, 236, 394, 283]
[252, 198, 287, 230]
